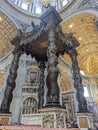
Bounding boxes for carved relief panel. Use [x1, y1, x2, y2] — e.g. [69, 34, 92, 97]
[22, 97, 37, 114]
[41, 111, 66, 128]
[62, 94, 76, 122]
[42, 114, 55, 128]
[56, 112, 65, 128]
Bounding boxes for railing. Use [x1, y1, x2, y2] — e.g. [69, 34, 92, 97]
[22, 83, 38, 93]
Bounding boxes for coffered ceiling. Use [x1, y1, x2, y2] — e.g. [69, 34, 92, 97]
[62, 13, 98, 76]
[0, 72, 4, 91]
[0, 11, 18, 59]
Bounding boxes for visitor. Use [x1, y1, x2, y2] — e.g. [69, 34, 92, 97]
[73, 121, 78, 128]
[66, 122, 71, 127]
[94, 121, 98, 130]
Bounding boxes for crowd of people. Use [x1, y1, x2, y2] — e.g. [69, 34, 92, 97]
[66, 121, 78, 128]
[66, 120, 98, 130]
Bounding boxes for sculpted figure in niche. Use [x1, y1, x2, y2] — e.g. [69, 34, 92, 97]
[22, 97, 37, 114]
[26, 66, 37, 84]
[30, 72, 37, 84]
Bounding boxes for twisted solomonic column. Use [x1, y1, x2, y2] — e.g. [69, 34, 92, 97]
[0, 47, 22, 113]
[38, 61, 45, 109]
[68, 46, 88, 112]
[46, 26, 61, 107]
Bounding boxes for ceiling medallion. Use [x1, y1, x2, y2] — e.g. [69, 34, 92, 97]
[0, 15, 3, 22]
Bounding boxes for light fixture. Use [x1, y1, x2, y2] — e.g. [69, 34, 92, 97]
[36, 7, 42, 14]
[79, 37, 81, 40]
[21, 3, 28, 10]
[63, 0, 68, 6]
[80, 70, 85, 75]
[69, 24, 73, 28]
[84, 87, 89, 97]
[0, 16, 3, 22]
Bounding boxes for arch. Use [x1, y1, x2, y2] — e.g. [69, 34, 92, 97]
[61, 11, 98, 77]
[79, 51, 98, 64]
[61, 8, 98, 24]
[22, 97, 38, 114]
[0, 8, 19, 29]
[60, 73, 73, 93]
[0, 10, 19, 60]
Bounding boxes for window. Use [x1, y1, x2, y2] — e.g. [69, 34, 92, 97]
[63, 0, 68, 6]
[36, 7, 42, 14]
[80, 70, 85, 75]
[84, 87, 89, 97]
[21, 3, 28, 10]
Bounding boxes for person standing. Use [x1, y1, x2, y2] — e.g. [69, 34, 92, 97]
[94, 121, 98, 130]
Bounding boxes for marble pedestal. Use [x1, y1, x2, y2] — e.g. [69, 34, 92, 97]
[76, 112, 94, 130]
[22, 114, 41, 126]
[39, 107, 66, 128]
[0, 113, 12, 125]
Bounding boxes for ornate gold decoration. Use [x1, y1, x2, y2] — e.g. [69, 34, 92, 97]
[79, 117, 88, 128]
[0, 12, 18, 59]
[62, 13, 98, 76]
[61, 74, 72, 93]
[0, 72, 5, 91]
[42, 114, 54, 128]
[80, 53, 98, 76]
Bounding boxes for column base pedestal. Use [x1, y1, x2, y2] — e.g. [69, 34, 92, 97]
[0, 113, 12, 125]
[39, 107, 66, 128]
[76, 112, 94, 130]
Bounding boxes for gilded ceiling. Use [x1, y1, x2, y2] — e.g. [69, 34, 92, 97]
[61, 74, 73, 93]
[62, 13, 98, 76]
[0, 72, 4, 91]
[0, 11, 18, 59]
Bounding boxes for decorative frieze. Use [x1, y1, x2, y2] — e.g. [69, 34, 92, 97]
[42, 114, 55, 128]
[56, 112, 65, 128]
[39, 107, 66, 128]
